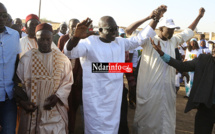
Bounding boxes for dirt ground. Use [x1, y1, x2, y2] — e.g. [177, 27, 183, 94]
[74, 85, 215, 134]
[175, 86, 215, 134]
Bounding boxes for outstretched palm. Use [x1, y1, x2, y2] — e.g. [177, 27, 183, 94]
[150, 37, 164, 56]
[74, 18, 95, 39]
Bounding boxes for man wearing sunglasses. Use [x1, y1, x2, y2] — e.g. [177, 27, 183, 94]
[64, 5, 167, 134]
[0, 3, 22, 134]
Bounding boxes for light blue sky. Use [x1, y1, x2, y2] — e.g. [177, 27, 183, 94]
[2, 0, 215, 32]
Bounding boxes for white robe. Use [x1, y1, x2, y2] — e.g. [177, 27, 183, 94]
[133, 28, 194, 134]
[19, 36, 58, 58]
[17, 49, 73, 134]
[64, 25, 156, 134]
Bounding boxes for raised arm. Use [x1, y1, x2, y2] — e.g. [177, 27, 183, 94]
[66, 18, 95, 51]
[125, 5, 167, 36]
[149, 5, 167, 30]
[188, 8, 205, 30]
[150, 38, 197, 72]
[125, 17, 151, 36]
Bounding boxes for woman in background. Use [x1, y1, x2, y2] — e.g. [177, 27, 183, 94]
[184, 38, 202, 98]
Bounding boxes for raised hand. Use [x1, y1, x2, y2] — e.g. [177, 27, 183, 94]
[155, 5, 167, 19]
[150, 37, 164, 56]
[158, 5, 167, 18]
[149, 5, 167, 19]
[188, 7, 205, 30]
[149, 9, 157, 19]
[199, 7, 205, 18]
[73, 18, 95, 39]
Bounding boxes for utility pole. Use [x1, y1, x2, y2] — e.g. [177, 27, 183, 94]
[38, 0, 41, 19]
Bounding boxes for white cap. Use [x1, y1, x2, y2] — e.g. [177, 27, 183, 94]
[118, 28, 125, 35]
[190, 38, 197, 42]
[158, 17, 180, 29]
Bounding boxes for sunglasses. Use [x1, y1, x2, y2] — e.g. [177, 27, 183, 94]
[101, 26, 119, 33]
[0, 13, 8, 18]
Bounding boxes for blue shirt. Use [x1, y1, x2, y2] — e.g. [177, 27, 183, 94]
[0, 26, 22, 101]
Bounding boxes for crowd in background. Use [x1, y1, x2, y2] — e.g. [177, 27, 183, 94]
[1, 2, 215, 134]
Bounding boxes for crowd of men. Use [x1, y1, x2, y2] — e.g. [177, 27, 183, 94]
[1, 1, 215, 134]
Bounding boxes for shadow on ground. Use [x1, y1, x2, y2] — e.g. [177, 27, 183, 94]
[74, 86, 215, 134]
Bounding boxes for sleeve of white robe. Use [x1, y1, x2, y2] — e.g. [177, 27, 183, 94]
[124, 25, 156, 51]
[16, 54, 32, 96]
[63, 38, 88, 59]
[16, 58, 25, 84]
[185, 49, 189, 60]
[173, 28, 194, 48]
[55, 59, 73, 108]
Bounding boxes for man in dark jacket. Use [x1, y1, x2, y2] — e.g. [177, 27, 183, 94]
[151, 37, 215, 134]
[57, 18, 82, 134]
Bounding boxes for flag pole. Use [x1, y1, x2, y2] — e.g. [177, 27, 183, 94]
[38, 0, 41, 19]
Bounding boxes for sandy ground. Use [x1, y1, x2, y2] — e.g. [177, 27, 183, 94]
[74, 85, 215, 134]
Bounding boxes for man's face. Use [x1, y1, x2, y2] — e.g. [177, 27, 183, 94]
[161, 27, 175, 39]
[26, 19, 40, 37]
[190, 41, 194, 47]
[59, 24, 67, 34]
[99, 19, 118, 42]
[69, 20, 79, 35]
[36, 30, 52, 53]
[14, 18, 22, 28]
[0, 5, 8, 30]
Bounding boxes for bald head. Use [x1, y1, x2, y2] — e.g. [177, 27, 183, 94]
[0, 3, 7, 12]
[69, 19, 79, 28]
[98, 16, 116, 28]
[69, 19, 79, 24]
[98, 16, 118, 43]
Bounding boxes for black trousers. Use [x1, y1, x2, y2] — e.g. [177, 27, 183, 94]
[194, 104, 215, 134]
[118, 87, 129, 134]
